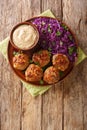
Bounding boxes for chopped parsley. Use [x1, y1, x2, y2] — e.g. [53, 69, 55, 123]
[39, 80, 44, 85]
[48, 27, 51, 33]
[56, 31, 61, 36]
[68, 46, 76, 55]
[42, 65, 48, 72]
[62, 24, 68, 31]
[34, 62, 40, 66]
[13, 51, 20, 56]
[48, 47, 52, 51]
[38, 51, 42, 54]
[59, 71, 64, 77]
[29, 59, 33, 64]
[48, 52, 51, 57]
[68, 35, 73, 40]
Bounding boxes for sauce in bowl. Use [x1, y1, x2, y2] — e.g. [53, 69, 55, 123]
[10, 22, 39, 50]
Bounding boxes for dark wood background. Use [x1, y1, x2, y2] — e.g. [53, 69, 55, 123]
[0, 0, 87, 130]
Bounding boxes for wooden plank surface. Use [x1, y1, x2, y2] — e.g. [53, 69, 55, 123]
[63, 0, 87, 130]
[0, 0, 22, 130]
[0, 0, 87, 130]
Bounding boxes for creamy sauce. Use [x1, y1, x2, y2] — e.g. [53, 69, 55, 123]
[13, 25, 37, 49]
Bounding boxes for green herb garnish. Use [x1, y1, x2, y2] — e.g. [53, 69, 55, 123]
[59, 71, 64, 77]
[68, 35, 73, 40]
[48, 27, 51, 33]
[48, 47, 52, 51]
[42, 66, 47, 72]
[35, 62, 40, 66]
[48, 52, 51, 57]
[62, 24, 68, 30]
[68, 46, 76, 55]
[13, 51, 16, 56]
[39, 80, 44, 85]
[13, 51, 20, 56]
[29, 60, 33, 63]
[56, 31, 61, 36]
[38, 51, 42, 54]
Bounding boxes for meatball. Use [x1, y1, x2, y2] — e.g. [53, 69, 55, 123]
[52, 53, 69, 71]
[25, 64, 43, 82]
[43, 66, 59, 84]
[32, 50, 50, 67]
[13, 53, 29, 70]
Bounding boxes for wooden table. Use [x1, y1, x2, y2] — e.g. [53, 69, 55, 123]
[0, 0, 87, 130]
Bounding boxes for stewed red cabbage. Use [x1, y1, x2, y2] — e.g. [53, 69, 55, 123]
[32, 17, 77, 62]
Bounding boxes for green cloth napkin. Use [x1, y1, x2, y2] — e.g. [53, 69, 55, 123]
[0, 9, 87, 97]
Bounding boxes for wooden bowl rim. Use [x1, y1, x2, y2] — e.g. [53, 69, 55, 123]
[10, 22, 39, 51]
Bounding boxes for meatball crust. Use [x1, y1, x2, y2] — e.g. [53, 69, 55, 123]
[32, 50, 50, 67]
[52, 53, 69, 71]
[13, 53, 29, 70]
[25, 64, 43, 82]
[43, 66, 59, 84]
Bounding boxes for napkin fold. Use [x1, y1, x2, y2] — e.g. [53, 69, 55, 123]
[0, 9, 87, 96]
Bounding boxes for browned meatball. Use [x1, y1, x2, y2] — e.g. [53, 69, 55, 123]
[13, 53, 29, 70]
[25, 64, 43, 82]
[52, 53, 69, 71]
[43, 66, 59, 84]
[32, 50, 50, 67]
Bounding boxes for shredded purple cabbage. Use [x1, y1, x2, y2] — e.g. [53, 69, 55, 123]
[32, 17, 77, 62]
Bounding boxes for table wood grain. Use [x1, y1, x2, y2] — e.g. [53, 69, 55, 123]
[0, 0, 87, 130]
